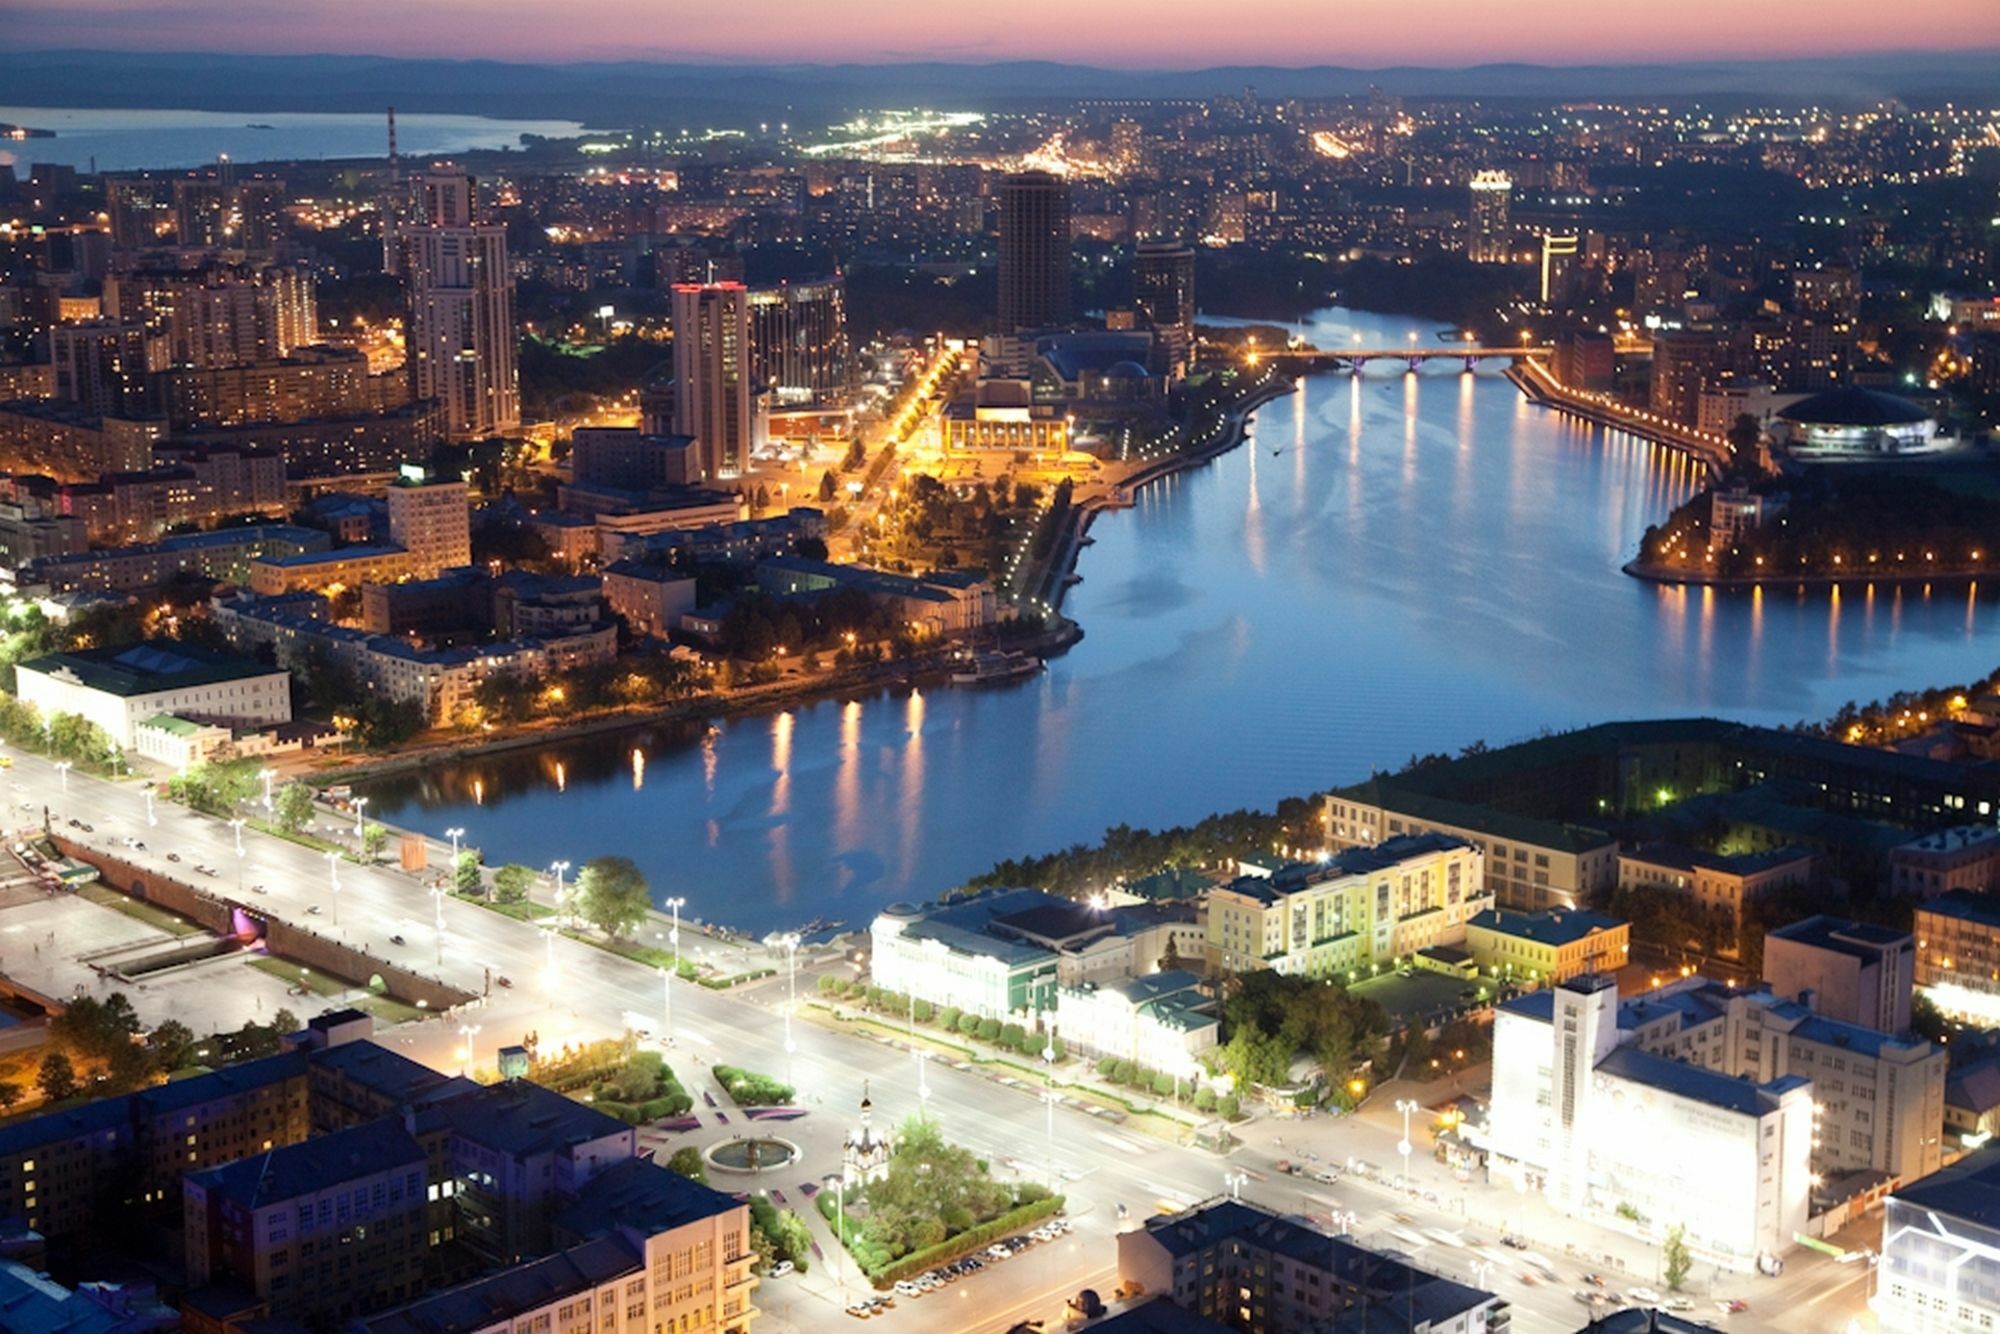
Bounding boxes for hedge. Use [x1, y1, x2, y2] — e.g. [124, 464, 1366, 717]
[871, 1196, 1066, 1288]
[713, 1063, 795, 1107]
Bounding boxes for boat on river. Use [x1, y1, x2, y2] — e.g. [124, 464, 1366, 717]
[950, 651, 1042, 686]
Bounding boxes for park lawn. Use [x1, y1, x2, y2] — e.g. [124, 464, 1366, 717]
[248, 956, 348, 996]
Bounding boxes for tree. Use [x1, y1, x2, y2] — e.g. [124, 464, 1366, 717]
[361, 823, 389, 860]
[37, 1051, 78, 1103]
[273, 781, 317, 834]
[0, 1080, 19, 1111]
[574, 855, 651, 939]
[818, 470, 837, 502]
[1160, 935, 1183, 972]
[1663, 1223, 1692, 1292]
[493, 864, 535, 904]
[666, 1145, 708, 1183]
[146, 1019, 197, 1073]
[454, 850, 484, 897]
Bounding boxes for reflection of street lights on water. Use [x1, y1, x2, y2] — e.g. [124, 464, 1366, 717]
[1396, 1098, 1420, 1193]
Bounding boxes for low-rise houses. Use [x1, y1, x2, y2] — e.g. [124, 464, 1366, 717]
[1055, 970, 1219, 1076]
[1206, 834, 1489, 979]
[1462, 907, 1629, 984]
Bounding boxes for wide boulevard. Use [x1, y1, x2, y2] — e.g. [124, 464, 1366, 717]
[12, 741, 1872, 1333]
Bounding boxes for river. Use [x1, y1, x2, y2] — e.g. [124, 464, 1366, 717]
[361, 304, 2000, 935]
[0, 106, 586, 173]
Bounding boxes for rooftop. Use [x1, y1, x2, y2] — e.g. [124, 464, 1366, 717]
[359, 1235, 639, 1334]
[1598, 1044, 1798, 1118]
[17, 640, 283, 697]
[1767, 914, 1910, 960]
[1468, 907, 1625, 947]
[1892, 1143, 2000, 1227]
[1777, 386, 1932, 427]
[1620, 842, 1812, 876]
[191, 1119, 424, 1211]
[551, 1156, 745, 1243]
[1920, 889, 2000, 930]
[430, 1080, 631, 1159]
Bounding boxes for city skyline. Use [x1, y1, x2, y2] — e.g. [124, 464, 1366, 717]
[9, 0, 2000, 67]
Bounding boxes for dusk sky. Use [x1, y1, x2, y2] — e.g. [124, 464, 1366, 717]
[11, 0, 2000, 67]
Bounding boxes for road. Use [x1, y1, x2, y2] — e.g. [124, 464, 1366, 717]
[9, 745, 1873, 1334]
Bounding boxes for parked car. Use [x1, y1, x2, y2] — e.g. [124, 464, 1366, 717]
[768, 1261, 793, 1279]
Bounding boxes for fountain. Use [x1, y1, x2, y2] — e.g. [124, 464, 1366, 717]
[703, 1135, 802, 1174]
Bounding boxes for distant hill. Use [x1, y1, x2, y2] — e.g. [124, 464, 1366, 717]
[8, 49, 1999, 127]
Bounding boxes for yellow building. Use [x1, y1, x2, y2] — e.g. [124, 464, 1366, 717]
[1206, 834, 1488, 980]
[1464, 907, 1630, 985]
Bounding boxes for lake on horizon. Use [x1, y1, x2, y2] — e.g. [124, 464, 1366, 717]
[0, 106, 587, 173]
[361, 304, 2000, 937]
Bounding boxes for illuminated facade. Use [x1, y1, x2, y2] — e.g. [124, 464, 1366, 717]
[405, 171, 519, 440]
[1875, 1146, 2000, 1334]
[1539, 232, 1579, 305]
[1916, 890, 2000, 1025]
[1466, 171, 1512, 264]
[672, 283, 755, 480]
[1485, 975, 1814, 1272]
[748, 278, 850, 410]
[1206, 834, 1489, 979]
[1463, 907, 1629, 984]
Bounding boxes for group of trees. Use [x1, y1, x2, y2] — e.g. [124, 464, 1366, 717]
[468, 652, 706, 728]
[711, 1063, 795, 1108]
[873, 474, 1047, 577]
[814, 978, 1069, 1063]
[1214, 971, 1390, 1095]
[586, 1050, 691, 1123]
[286, 649, 425, 749]
[710, 586, 899, 664]
[960, 797, 1320, 900]
[747, 1193, 813, 1275]
[844, 1117, 1041, 1269]
[1091, 1056, 1239, 1116]
[166, 758, 261, 817]
[0, 995, 294, 1113]
[0, 693, 120, 772]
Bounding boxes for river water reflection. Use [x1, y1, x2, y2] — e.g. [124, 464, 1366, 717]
[362, 306, 2000, 934]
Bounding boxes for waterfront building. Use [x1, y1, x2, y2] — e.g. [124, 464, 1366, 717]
[1773, 387, 1940, 458]
[1539, 232, 1579, 305]
[1763, 915, 1914, 1035]
[1915, 890, 2000, 1024]
[748, 277, 850, 410]
[757, 556, 995, 635]
[1205, 834, 1489, 979]
[1119, 1196, 1506, 1334]
[1554, 331, 1615, 391]
[999, 171, 1073, 332]
[1054, 970, 1218, 1076]
[1874, 1144, 2000, 1334]
[182, 1120, 430, 1327]
[601, 559, 698, 640]
[1326, 782, 1617, 912]
[1483, 975, 1814, 1271]
[1466, 171, 1512, 264]
[672, 282, 755, 481]
[871, 890, 1201, 1020]
[404, 170, 519, 440]
[1707, 486, 1786, 554]
[15, 639, 291, 750]
[385, 475, 473, 577]
[1133, 240, 1196, 377]
[1462, 907, 1629, 985]
[1895, 827, 2000, 899]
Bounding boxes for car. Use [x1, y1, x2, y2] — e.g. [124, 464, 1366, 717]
[1582, 1273, 1606, 1287]
[845, 1301, 872, 1318]
[1628, 1288, 1663, 1305]
[66, 818, 79, 828]
[893, 1279, 920, 1297]
[769, 1261, 794, 1279]
[495, 975, 513, 988]
[306, 905, 322, 915]
[1663, 1298, 1695, 1313]
[166, 852, 180, 862]
[1313, 1169, 1340, 1184]
[1716, 1299, 1749, 1315]
[1501, 1235, 1529, 1250]
[251, 884, 267, 895]
[1518, 1273, 1538, 1286]
[988, 1244, 1011, 1260]
[1574, 1291, 1601, 1306]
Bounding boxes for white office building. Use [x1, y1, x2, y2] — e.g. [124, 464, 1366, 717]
[1483, 974, 1814, 1272]
[1055, 970, 1218, 1077]
[15, 641, 291, 750]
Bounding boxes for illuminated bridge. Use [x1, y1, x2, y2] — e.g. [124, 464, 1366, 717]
[1255, 345, 1555, 371]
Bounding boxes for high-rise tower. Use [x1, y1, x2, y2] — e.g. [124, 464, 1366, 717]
[403, 168, 518, 440]
[1133, 240, 1197, 378]
[1467, 171, 1514, 264]
[998, 171, 1072, 333]
[672, 282, 754, 481]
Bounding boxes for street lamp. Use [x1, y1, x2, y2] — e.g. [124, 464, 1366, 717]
[1395, 1098, 1421, 1193]
[430, 886, 447, 965]
[229, 818, 246, 891]
[824, 1172, 850, 1303]
[257, 768, 276, 811]
[351, 795, 368, 840]
[446, 826, 465, 861]
[550, 861, 571, 927]
[457, 1023, 481, 1077]
[325, 852, 341, 926]
[1225, 1169, 1248, 1201]
[779, 932, 801, 1084]
[665, 896, 685, 978]
[143, 787, 156, 827]
[915, 1048, 932, 1115]
[54, 760, 71, 791]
